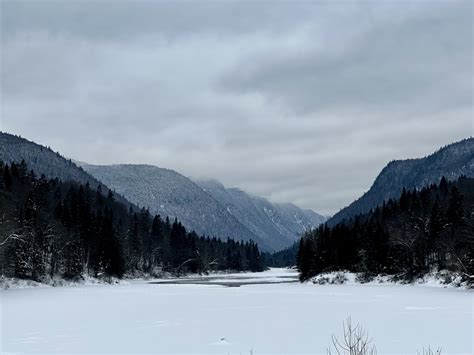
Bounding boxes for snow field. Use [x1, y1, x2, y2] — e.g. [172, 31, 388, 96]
[1, 269, 472, 354]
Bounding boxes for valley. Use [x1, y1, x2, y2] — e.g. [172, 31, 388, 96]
[1, 269, 471, 354]
[1, 2, 472, 354]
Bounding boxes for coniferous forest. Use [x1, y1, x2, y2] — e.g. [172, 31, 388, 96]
[262, 242, 298, 268]
[0, 161, 264, 281]
[297, 176, 474, 283]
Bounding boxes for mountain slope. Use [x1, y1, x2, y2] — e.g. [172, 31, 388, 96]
[0, 132, 323, 251]
[328, 137, 474, 226]
[197, 180, 325, 251]
[298, 176, 474, 282]
[0, 132, 124, 203]
[0, 160, 265, 282]
[79, 164, 273, 249]
[81, 164, 324, 251]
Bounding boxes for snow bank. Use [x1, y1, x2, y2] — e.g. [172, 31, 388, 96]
[0, 275, 127, 290]
[413, 270, 469, 288]
[309, 270, 472, 289]
[0, 268, 294, 290]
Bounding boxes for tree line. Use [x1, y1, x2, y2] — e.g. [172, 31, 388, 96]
[297, 176, 474, 282]
[0, 161, 264, 281]
[262, 241, 298, 268]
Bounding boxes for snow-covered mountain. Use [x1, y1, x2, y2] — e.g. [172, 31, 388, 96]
[0, 132, 324, 251]
[328, 137, 474, 226]
[197, 179, 325, 250]
[0, 132, 100, 186]
[80, 164, 270, 248]
[0, 132, 126, 205]
[81, 164, 325, 251]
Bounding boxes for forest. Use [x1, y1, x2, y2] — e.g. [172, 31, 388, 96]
[0, 161, 264, 281]
[297, 176, 474, 283]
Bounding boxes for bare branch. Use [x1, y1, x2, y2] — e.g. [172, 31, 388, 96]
[0, 233, 26, 247]
[328, 317, 377, 355]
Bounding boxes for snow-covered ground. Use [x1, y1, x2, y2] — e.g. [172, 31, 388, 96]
[1, 268, 472, 354]
[309, 270, 471, 289]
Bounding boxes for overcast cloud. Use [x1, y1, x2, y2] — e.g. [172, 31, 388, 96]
[1, 0, 472, 215]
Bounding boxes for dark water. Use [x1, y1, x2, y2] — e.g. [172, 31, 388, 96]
[149, 273, 299, 287]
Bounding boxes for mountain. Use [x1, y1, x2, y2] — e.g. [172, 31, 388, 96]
[0, 132, 95, 184]
[79, 163, 273, 248]
[328, 138, 474, 226]
[0, 160, 265, 282]
[298, 176, 474, 283]
[80, 164, 324, 251]
[196, 179, 325, 250]
[0, 132, 323, 251]
[0, 132, 132, 208]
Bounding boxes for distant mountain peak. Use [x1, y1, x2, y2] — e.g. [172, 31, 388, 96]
[195, 179, 326, 250]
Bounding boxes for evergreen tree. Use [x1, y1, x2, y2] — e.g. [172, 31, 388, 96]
[295, 176, 474, 283]
[0, 161, 266, 281]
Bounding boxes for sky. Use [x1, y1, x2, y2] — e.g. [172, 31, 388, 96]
[1, 0, 472, 215]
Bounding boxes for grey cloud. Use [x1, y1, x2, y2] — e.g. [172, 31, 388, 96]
[1, 0, 325, 40]
[1, 0, 472, 215]
[219, 0, 472, 116]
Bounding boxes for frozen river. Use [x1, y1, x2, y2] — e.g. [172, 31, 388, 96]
[1, 268, 472, 354]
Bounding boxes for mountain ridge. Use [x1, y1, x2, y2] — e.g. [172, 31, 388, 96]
[0, 132, 325, 251]
[78, 163, 270, 246]
[0, 132, 134, 209]
[196, 179, 325, 250]
[81, 163, 325, 251]
[327, 137, 474, 226]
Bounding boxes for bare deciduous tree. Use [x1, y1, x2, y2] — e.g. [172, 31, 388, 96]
[418, 347, 442, 355]
[327, 317, 377, 355]
[326, 318, 442, 355]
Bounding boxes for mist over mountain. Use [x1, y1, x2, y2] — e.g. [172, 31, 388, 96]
[4, 131, 471, 253]
[196, 179, 325, 250]
[0, 132, 324, 251]
[79, 163, 275, 248]
[328, 138, 474, 226]
[80, 164, 325, 251]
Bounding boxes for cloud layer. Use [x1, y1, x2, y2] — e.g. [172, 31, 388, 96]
[1, 0, 472, 215]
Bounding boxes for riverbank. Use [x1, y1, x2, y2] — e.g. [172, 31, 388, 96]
[308, 270, 472, 290]
[0, 268, 296, 290]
